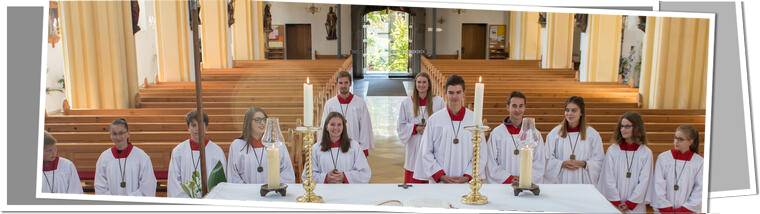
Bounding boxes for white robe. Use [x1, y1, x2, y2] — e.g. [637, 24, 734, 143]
[302, 140, 371, 184]
[94, 145, 157, 196]
[412, 108, 488, 183]
[597, 144, 653, 213]
[484, 122, 546, 184]
[41, 157, 83, 194]
[650, 150, 703, 213]
[167, 140, 227, 198]
[226, 139, 296, 184]
[320, 94, 374, 151]
[396, 96, 445, 171]
[544, 126, 605, 185]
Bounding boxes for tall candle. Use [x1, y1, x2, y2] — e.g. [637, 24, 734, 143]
[473, 76, 484, 126]
[267, 145, 280, 188]
[303, 77, 314, 127]
[519, 147, 533, 188]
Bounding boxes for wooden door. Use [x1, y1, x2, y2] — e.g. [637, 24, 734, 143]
[285, 24, 312, 59]
[461, 24, 487, 59]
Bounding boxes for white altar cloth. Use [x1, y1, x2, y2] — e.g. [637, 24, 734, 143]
[206, 183, 619, 213]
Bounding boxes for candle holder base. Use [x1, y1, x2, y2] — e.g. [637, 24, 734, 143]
[296, 193, 324, 203]
[260, 184, 288, 197]
[461, 191, 489, 205]
[511, 182, 540, 196]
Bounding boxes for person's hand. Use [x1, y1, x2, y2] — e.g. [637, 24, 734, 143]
[415, 125, 425, 135]
[326, 170, 343, 183]
[439, 175, 455, 183]
[562, 160, 579, 170]
[511, 176, 520, 184]
[570, 160, 587, 168]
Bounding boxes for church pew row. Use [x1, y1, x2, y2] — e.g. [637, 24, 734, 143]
[136, 93, 638, 103]
[135, 101, 638, 109]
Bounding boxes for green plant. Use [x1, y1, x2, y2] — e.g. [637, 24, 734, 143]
[45, 69, 65, 94]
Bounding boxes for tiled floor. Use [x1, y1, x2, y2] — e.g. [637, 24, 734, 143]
[353, 79, 415, 183]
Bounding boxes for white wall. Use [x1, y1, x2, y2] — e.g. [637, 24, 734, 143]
[135, 0, 159, 87]
[45, 43, 66, 113]
[268, 2, 351, 56]
[424, 9, 508, 56]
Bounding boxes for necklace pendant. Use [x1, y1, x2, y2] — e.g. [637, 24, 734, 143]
[626, 172, 632, 178]
[120, 181, 126, 188]
[570, 154, 576, 160]
[674, 184, 680, 191]
[257, 166, 264, 173]
[513, 149, 519, 155]
[453, 138, 459, 144]
[421, 118, 426, 125]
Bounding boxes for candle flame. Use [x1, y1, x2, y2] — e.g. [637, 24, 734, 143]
[307, 77, 310, 84]
[479, 76, 482, 83]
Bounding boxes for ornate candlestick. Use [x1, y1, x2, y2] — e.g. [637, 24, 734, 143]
[461, 124, 490, 205]
[295, 126, 323, 203]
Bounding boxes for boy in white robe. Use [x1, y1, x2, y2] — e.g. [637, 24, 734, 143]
[485, 91, 546, 184]
[413, 74, 487, 184]
[305, 112, 371, 184]
[95, 118, 157, 196]
[40, 131, 83, 194]
[397, 72, 445, 184]
[651, 125, 703, 213]
[167, 110, 227, 198]
[544, 96, 605, 185]
[227, 107, 295, 184]
[597, 112, 653, 213]
[320, 71, 374, 157]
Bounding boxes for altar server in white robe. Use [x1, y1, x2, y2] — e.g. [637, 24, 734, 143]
[320, 71, 374, 157]
[41, 131, 83, 194]
[95, 118, 157, 196]
[544, 96, 605, 185]
[413, 74, 487, 183]
[305, 111, 371, 184]
[651, 125, 703, 213]
[227, 107, 295, 184]
[168, 110, 227, 198]
[597, 112, 653, 213]
[485, 91, 545, 184]
[397, 72, 445, 184]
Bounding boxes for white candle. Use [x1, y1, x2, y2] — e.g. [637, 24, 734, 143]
[267, 145, 280, 189]
[473, 76, 484, 126]
[519, 147, 533, 188]
[303, 77, 314, 127]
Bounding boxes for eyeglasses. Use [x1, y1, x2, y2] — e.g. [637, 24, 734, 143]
[253, 117, 268, 124]
[620, 125, 634, 129]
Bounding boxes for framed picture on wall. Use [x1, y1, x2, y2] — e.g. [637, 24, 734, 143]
[488, 25, 507, 59]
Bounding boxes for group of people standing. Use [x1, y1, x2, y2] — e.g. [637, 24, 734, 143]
[40, 71, 702, 213]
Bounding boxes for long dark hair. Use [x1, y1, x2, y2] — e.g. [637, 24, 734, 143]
[413, 72, 434, 118]
[677, 125, 700, 154]
[238, 107, 268, 141]
[320, 112, 351, 153]
[559, 96, 588, 140]
[613, 112, 647, 145]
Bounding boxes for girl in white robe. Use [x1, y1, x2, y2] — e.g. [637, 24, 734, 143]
[320, 72, 374, 156]
[397, 72, 445, 184]
[650, 125, 703, 213]
[41, 131, 83, 194]
[597, 112, 653, 213]
[227, 107, 295, 184]
[544, 96, 605, 185]
[167, 111, 228, 198]
[304, 111, 371, 184]
[95, 118, 157, 196]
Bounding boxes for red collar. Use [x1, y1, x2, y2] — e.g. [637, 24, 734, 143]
[567, 124, 581, 132]
[110, 143, 134, 159]
[337, 93, 354, 104]
[42, 156, 59, 171]
[671, 149, 694, 161]
[447, 107, 466, 121]
[418, 96, 428, 106]
[504, 117, 521, 134]
[189, 138, 210, 151]
[329, 139, 342, 148]
[249, 138, 264, 148]
[619, 140, 640, 151]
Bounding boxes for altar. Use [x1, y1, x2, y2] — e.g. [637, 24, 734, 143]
[206, 183, 619, 212]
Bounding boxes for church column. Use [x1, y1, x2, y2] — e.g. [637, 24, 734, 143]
[541, 13, 575, 69]
[59, 0, 138, 109]
[231, 0, 266, 60]
[200, 0, 232, 68]
[580, 14, 623, 82]
[154, 0, 193, 82]
[509, 11, 541, 60]
[639, 17, 709, 109]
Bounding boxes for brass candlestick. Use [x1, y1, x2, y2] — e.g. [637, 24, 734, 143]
[461, 124, 490, 205]
[295, 126, 323, 203]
